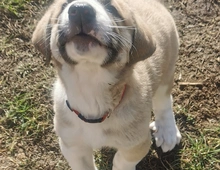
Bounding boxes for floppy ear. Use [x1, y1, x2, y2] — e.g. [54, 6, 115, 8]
[32, 8, 52, 64]
[111, 0, 156, 65]
[32, 0, 65, 64]
[129, 20, 156, 65]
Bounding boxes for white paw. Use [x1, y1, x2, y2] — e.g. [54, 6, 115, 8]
[150, 120, 181, 152]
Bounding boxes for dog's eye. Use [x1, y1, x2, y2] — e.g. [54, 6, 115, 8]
[62, 2, 68, 11]
[100, 0, 111, 5]
[106, 4, 117, 13]
[106, 4, 122, 19]
[67, 0, 73, 3]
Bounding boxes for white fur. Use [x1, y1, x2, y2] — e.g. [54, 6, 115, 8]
[150, 85, 182, 152]
[65, 41, 108, 64]
[60, 141, 96, 170]
[60, 62, 117, 118]
[53, 65, 112, 169]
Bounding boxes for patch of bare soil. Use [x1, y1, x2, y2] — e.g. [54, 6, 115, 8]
[0, 0, 219, 169]
[172, 0, 220, 120]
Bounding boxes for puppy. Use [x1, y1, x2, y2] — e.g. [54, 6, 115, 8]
[32, 0, 181, 169]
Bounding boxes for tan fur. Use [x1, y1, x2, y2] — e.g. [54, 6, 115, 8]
[111, 0, 156, 65]
[32, 0, 66, 63]
[118, 132, 151, 162]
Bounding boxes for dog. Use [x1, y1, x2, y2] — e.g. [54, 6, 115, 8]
[32, 0, 182, 169]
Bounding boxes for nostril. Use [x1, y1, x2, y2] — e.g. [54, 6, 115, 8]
[68, 3, 96, 19]
[82, 5, 96, 17]
[68, 6, 78, 16]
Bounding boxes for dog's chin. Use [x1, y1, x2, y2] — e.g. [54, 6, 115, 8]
[72, 34, 103, 53]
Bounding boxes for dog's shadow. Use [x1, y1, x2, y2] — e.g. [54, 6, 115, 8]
[96, 139, 182, 170]
[137, 140, 183, 170]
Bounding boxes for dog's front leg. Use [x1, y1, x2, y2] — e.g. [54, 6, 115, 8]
[60, 139, 97, 170]
[150, 85, 182, 152]
[113, 137, 151, 170]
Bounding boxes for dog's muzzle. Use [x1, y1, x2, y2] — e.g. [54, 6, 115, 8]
[58, 2, 105, 53]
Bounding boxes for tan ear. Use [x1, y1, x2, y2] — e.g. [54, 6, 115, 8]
[32, 9, 52, 64]
[111, 0, 156, 66]
[32, 0, 66, 64]
[129, 17, 156, 65]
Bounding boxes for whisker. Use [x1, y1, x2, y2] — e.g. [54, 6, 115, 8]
[106, 32, 132, 52]
[110, 32, 138, 55]
[110, 32, 132, 46]
[113, 18, 126, 23]
[107, 25, 135, 30]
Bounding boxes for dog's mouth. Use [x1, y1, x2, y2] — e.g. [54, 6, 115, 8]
[58, 29, 107, 53]
[57, 29, 112, 63]
[71, 32, 103, 49]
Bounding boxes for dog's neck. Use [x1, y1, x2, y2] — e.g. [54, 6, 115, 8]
[59, 62, 124, 119]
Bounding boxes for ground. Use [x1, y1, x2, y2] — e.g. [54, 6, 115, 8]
[0, 0, 219, 169]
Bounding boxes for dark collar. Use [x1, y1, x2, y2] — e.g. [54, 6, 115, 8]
[66, 85, 126, 123]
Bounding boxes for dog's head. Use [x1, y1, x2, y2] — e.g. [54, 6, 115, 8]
[32, 0, 156, 67]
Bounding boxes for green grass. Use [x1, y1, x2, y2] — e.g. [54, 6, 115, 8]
[95, 148, 116, 170]
[175, 106, 220, 169]
[3, 93, 45, 136]
[182, 129, 220, 170]
[0, 0, 51, 18]
[0, 0, 30, 17]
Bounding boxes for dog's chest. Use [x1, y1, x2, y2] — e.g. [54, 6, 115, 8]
[60, 63, 116, 118]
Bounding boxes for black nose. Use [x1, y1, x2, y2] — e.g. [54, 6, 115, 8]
[68, 2, 96, 24]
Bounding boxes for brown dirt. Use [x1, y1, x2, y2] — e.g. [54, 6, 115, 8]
[0, 0, 219, 169]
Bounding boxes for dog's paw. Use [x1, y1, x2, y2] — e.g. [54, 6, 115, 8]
[150, 120, 181, 152]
